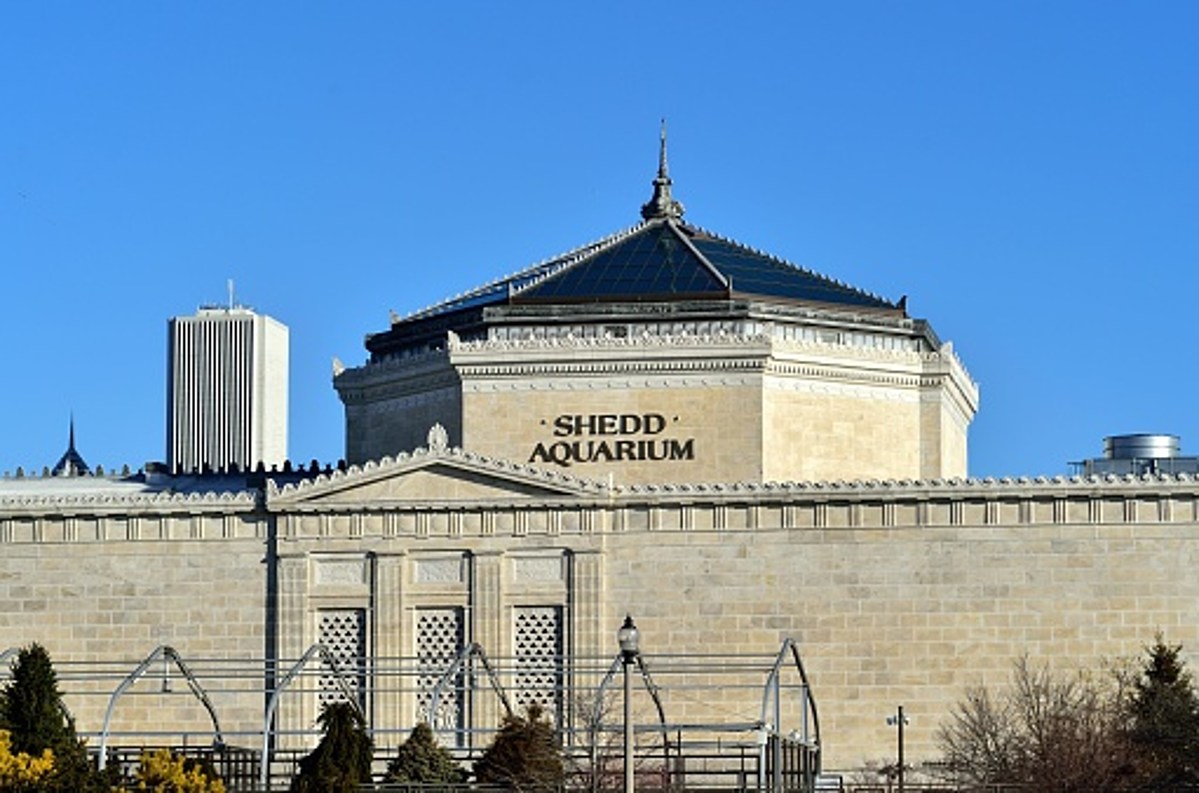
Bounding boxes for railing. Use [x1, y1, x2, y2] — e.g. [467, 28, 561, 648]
[38, 642, 824, 791]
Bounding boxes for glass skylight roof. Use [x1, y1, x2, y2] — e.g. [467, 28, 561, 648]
[516, 223, 726, 301]
[688, 234, 892, 309]
[399, 217, 895, 328]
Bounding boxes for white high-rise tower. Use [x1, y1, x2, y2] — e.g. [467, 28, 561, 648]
[167, 305, 289, 474]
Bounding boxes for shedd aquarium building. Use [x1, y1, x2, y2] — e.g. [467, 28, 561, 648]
[3, 137, 1198, 789]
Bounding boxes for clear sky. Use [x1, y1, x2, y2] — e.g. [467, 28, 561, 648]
[3, 2, 1198, 479]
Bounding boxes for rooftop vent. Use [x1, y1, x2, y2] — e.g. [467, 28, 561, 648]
[1072, 433, 1199, 476]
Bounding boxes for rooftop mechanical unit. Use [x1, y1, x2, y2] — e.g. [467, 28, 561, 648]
[1071, 433, 1199, 476]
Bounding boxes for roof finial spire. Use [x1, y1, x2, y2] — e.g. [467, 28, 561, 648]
[641, 119, 685, 221]
[52, 413, 90, 477]
[657, 118, 670, 179]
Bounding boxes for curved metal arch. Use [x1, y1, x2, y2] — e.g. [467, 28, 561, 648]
[0, 647, 17, 669]
[588, 653, 670, 763]
[258, 643, 364, 791]
[758, 637, 822, 790]
[427, 641, 514, 744]
[758, 637, 820, 744]
[98, 645, 224, 770]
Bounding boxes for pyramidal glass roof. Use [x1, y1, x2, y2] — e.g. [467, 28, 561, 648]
[402, 217, 897, 323]
[400, 129, 897, 323]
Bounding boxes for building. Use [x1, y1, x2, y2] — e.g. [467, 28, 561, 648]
[336, 132, 977, 484]
[2, 138, 1199, 780]
[166, 305, 289, 473]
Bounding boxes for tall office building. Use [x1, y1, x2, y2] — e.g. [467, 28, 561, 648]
[167, 306, 289, 473]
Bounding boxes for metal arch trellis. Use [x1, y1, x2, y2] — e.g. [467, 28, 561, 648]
[258, 643, 365, 792]
[590, 652, 671, 769]
[97, 645, 225, 771]
[758, 638, 822, 791]
[427, 641, 514, 746]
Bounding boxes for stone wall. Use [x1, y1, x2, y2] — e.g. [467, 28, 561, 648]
[4, 466, 1197, 772]
[0, 500, 270, 743]
[339, 332, 979, 485]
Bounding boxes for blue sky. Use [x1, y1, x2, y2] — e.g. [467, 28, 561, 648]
[3, 2, 1198, 479]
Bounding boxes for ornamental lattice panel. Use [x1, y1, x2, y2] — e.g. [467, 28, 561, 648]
[318, 609, 366, 711]
[514, 606, 564, 721]
[415, 608, 466, 741]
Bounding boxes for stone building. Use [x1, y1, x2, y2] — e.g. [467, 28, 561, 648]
[2, 136, 1198, 777]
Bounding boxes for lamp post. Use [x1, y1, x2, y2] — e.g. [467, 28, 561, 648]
[886, 705, 909, 793]
[618, 614, 640, 793]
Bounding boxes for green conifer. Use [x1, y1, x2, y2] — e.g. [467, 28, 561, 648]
[385, 721, 465, 784]
[288, 701, 373, 793]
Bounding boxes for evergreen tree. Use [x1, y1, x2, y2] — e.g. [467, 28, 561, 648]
[384, 722, 465, 785]
[0, 643, 99, 792]
[0, 644, 74, 758]
[288, 702, 374, 793]
[474, 704, 564, 792]
[1126, 635, 1199, 789]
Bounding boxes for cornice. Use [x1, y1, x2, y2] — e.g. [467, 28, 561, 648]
[448, 330, 773, 354]
[0, 489, 259, 513]
[611, 472, 1199, 500]
[334, 346, 453, 389]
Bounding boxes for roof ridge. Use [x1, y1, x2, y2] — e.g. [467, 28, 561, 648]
[508, 220, 651, 300]
[401, 221, 649, 322]
[665, 219, 729, 290]
[683, 222, 896, 308]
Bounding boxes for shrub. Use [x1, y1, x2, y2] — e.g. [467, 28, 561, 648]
[0, 644, 95, 792]
[385, 722, 465, 785]
[288, 702, 373, 793]
[0, 728, 56, 790]
[474, 704, 564, 791]
[116, 749, 226, 793]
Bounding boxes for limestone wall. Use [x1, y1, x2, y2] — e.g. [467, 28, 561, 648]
[267, 469, 1199, 769]
[601, 487, 1199, 768]
[0, 500, 270, 744]
[339, 331, 978, 485]
[4, 469, 1197, 772]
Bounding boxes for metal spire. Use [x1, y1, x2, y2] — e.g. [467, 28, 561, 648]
[640, 119, 685, 221]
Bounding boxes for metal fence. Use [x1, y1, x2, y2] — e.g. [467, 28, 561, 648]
[2, 639, 821, 792]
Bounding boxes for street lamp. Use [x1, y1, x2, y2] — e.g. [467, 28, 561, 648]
[886, 705, 910, 793]
[618, 614, 640, 793]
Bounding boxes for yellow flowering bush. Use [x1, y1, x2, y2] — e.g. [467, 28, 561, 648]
[0, 729, 56, 789]
[117, 749, 226, 793]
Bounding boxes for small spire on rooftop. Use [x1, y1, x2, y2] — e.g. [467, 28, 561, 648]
[52, 414, 90, 477]
[640, 119, 685, 221]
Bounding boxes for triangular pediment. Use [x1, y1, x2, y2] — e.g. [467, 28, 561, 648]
[268, 446, 606, 507]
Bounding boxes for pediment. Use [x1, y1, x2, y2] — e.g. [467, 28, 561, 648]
[268, 446, 606, 507]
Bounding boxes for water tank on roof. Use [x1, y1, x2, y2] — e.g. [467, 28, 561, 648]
[1104, 433, 1180, 460]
